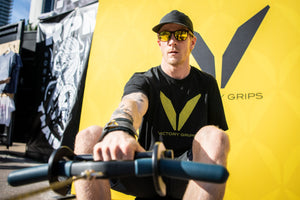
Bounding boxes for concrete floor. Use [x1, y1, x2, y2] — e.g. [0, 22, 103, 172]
[0, 143, 74, 200]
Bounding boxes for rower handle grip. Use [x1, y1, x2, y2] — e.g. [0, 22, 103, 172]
[7, 152, 151, 187]
[160, 159, 229, 183]
[7, 164, 49, 186]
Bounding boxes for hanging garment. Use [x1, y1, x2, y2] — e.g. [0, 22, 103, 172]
[0, 51, 23, 94]
[0, 95, 15, 126]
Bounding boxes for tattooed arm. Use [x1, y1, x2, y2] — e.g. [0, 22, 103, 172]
[110, 92, 149, 130]
[93, 92, 148, 161]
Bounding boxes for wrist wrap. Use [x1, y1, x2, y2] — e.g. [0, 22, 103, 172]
[99, 118, 137, 141]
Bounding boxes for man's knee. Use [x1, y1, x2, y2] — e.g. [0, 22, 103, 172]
[75, 125, 102, 140]
[74, 125, 103, 154]
[193, 125, 230, 165]
[195, 126, 229, 148]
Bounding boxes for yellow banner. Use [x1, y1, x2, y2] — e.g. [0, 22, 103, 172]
[79, 0, 300, 199]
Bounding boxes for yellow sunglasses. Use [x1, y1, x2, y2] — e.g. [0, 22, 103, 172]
[158, 30, 193, 42]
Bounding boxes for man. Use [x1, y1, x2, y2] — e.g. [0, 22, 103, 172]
[74, 10, 230, 200]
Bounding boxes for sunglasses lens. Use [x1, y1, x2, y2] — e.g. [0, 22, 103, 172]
[158, 30, 190, 41]
[175, 31, 188, 41]
[158, 31, 171, 42]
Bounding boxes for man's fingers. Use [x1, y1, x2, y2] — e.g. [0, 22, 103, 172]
[93, 131, 146, 161]
[136, 143, 146, 153]
[93, 143, 103, 161]
[102, 147, 112, 161]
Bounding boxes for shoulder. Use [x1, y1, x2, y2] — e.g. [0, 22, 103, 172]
[190, 66, 217, 86]
[134, 66, 159, 77]
[123, 66, 159, 97]
[191, 66, 215, 79]
[129, 66, 160, 82]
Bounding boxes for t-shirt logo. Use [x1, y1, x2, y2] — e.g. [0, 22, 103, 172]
[160, 91, 201, 131]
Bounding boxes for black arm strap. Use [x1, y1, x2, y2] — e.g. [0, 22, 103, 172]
[99, 118, 137, 141]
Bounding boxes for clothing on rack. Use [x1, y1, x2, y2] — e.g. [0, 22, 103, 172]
[0, 95, 15, 126]
[0, 51, 23, 94]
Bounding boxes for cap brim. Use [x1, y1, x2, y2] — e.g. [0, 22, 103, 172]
[152, 22, 192, 33]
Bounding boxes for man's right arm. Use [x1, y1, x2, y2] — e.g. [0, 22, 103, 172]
[93, 92, 149, 161]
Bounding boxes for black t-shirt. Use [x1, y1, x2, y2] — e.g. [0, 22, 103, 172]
[123, 66, 228, 157]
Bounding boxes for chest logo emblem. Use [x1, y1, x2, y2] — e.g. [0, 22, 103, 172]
[160, 91, 201, 131]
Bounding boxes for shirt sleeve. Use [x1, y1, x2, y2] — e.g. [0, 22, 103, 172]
[123, 72, 150, 97]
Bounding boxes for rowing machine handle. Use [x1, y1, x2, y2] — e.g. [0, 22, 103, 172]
[7, 151, 153, 187]
[7, 164, 49, 186]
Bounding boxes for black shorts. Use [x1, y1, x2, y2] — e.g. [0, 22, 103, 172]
[110, 149, 193, 200]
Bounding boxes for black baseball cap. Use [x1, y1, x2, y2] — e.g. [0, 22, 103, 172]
[152, 10, 194, 33]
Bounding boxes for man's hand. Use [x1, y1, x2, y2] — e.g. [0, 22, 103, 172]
[93, 92, 148, 162]
[93, 131, 145, 161]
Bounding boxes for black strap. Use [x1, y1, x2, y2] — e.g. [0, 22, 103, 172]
[99, 118, 137, 141]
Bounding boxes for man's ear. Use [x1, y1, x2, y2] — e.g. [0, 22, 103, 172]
[190, 36, 197, 51]
[157, 40, 161, 46]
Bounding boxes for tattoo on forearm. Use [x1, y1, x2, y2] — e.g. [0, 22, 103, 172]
[112, 107, 134, 122]
[111, 92, 148, 127]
